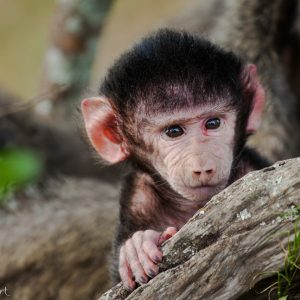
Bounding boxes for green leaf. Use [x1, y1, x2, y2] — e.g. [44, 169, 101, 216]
[0, 149, 42, 202]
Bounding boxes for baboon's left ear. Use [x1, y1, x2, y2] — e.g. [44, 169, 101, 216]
[243, 64, 266, 133]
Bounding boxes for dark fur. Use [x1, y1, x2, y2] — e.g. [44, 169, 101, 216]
[100, 30, 253, 161]
[99, 29, 270, 283]
[101, 29, 244, 115]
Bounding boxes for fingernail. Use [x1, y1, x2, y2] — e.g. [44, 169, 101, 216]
[147, 269, 156, 277]
[139, 276, 148, 284]
[126, 285, 134, 292]
[154, 256, 162, 263]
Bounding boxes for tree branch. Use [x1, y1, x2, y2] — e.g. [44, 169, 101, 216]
[99, 157, 300, 300]
[38, 0, 114, 122]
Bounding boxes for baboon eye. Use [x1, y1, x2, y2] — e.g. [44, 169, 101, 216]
[205, 118, 221, 130]
[164, 125, 184, 138]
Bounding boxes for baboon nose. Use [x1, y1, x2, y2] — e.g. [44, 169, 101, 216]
[193, 169, 214, 176]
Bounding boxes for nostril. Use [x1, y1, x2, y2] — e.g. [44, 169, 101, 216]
[206, 169, 213, 175]
[193, 171, 201, 176]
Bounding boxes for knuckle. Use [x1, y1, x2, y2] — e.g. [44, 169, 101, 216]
[133, 231, 142, 239]
[143, 240, 153, 248]
[125, 239, 132, 248]
[142, 242, 149, 252]
[144, 229, 154, 235]
[142, 240, 148, 249]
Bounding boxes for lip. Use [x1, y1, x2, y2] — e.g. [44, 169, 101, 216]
[186, 185, 217, 197]
[188, 185, 215, 189]
[182, 185, 217, 202]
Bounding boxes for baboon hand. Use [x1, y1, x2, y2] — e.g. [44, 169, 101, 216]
[119, 227, 177, 291]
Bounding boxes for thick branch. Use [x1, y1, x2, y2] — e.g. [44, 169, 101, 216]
[99, 157, 300, 300]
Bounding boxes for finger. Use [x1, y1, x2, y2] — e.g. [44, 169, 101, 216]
[158, 226, 178, 245]
[132, 232, 159, 277]
[125, 239, 148, 284]
[119, 246, 136, 291]
[137, 249, 159, 278]
[142, 239, 163, 264]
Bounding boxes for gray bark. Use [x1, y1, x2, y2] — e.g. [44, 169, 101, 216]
[99, 157, 300, 300]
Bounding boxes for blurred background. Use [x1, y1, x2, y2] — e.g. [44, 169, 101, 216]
[0, 1, 300, 300]
[0, 0, 197, 99]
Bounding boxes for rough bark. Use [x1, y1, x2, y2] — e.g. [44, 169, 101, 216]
[99, 157, 300, 300]
[0, 177, 120, 300]
[38, 0, 113, 123]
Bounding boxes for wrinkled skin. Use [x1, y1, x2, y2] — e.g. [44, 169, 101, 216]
[139, 105, 237, 203]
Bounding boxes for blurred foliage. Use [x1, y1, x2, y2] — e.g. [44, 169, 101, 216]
[0, 149, 42, 203]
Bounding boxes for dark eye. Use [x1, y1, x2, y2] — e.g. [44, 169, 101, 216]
[205, 118, 221, 130]
[164, 125, 184, 138]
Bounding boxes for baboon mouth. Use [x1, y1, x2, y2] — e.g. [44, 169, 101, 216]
[188, 184, 215, 189]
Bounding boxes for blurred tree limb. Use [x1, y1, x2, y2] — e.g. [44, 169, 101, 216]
[38, 0, 114, 123]
[0, 90, 124, 181]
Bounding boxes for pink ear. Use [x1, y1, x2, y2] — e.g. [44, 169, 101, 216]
[244, 64, 266, 133]
[81, 97, 128, 164]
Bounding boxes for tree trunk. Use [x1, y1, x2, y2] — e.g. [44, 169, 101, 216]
[99, 157, 300, 300]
